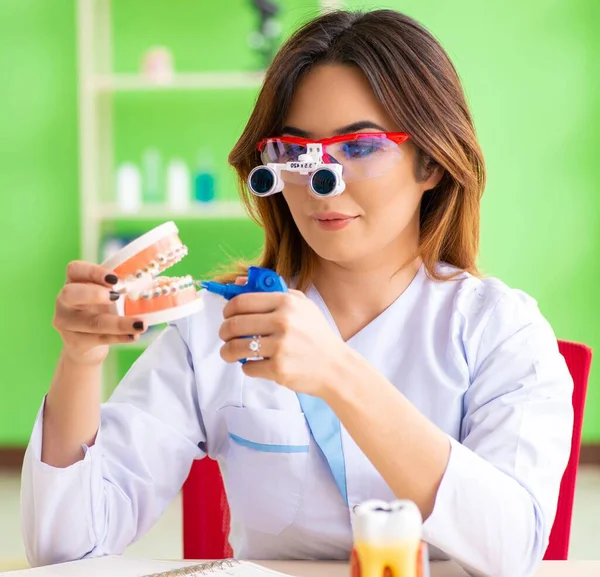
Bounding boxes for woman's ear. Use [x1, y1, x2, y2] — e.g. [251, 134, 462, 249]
[415, 150, 443, 191]
[424, 164, 444, 191]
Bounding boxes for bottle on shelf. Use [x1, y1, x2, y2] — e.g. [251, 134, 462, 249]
[115, 162, 142, 213]
[193, 148, 216, 203]
[142, 147, 164, 203]
[141, 46, 174, 85]
[166, 158, 191, 212]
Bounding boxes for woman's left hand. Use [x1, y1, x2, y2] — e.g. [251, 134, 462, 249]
[218, 289, 347, 397]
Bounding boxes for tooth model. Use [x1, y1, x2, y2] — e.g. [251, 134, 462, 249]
[351, 500, 429, 577]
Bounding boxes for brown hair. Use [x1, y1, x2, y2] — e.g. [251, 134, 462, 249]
[222, 9, 485, 289]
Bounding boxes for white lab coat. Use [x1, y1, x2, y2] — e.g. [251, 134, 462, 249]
[21, 264, 574, 577]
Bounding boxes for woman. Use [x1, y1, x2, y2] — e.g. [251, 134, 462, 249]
[21, 9, 573, 577]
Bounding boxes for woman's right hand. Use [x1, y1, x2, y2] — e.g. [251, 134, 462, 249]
[53, 261, 147, 366]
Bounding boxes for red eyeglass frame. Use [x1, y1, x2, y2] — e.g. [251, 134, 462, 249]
[257, 132, 411, 152]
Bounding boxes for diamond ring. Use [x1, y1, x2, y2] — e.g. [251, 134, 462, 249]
[248, 335, 261, 357]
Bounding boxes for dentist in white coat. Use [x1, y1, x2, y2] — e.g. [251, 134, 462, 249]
[21, 9, 573, 577]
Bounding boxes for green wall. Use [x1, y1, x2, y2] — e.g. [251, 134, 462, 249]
[0, 0, 79, 444]
[364, 0, 600, 440]
[0, 0, 598, 445]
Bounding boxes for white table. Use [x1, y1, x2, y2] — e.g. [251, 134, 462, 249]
[259, 559, 600, 577]
[1, 558, 598, 576]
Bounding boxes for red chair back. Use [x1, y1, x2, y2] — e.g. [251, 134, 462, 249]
[182, 457, 232, 559]
[543, 340, 592, 560]
[182, 340, 592, 561]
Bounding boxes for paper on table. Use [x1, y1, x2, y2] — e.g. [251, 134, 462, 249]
[0, 556, 295, 577]
[0, 556, 203, 576]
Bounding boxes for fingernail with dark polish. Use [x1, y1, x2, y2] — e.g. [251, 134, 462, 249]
[105, 274, 118, 285]
[109, 291, 120, 301]
[133, 321, 144, 330]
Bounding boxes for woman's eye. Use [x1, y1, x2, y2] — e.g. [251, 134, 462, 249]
[282, 145, 306, 160]
[341, 140, 382, 159]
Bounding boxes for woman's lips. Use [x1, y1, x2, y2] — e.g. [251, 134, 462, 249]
[312, 212, 358, 231]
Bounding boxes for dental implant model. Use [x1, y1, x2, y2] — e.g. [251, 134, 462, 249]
[351, 500, 430, 577]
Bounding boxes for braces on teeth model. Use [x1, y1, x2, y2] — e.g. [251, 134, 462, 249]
[102, 221, 202, 326]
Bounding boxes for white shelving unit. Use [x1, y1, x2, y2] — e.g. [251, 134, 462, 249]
[92, 71, 266, 92]
[76, 0, 341, 395]
[94, 200, 247, 221]
[77, 0, 259, 268]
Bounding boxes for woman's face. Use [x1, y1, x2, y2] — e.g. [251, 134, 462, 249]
[280, 63, 441, 270]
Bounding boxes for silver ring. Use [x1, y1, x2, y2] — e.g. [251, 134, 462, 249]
[248, 335, 261, 357]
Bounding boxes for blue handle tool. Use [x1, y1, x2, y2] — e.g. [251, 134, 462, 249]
[201, 266, 288, 299]
[201, 266, 288, 363]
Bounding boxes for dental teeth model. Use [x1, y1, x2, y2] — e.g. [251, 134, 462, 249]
[101, 221, 204, 326]
[351, 500, 430, 577]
